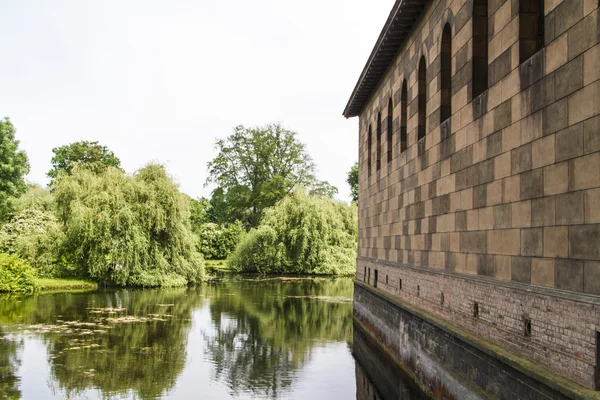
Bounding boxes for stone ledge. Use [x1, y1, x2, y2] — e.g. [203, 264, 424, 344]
[357, 256, 600, 306]
[354, 280, 600, 400]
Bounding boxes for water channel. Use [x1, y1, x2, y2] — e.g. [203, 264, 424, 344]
[0, 277, 426, 399]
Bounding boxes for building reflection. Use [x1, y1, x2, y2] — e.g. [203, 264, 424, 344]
[353, 322, 427, 400]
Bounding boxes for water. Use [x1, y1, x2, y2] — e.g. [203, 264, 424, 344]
[0, 277, 425, 399]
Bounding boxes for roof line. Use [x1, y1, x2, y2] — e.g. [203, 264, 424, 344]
[343, 0, 428, 118]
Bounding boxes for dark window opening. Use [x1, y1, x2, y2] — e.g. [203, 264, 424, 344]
[399, 278, 403, 290]
[417, 285, 420, 297]
[400, 80, 408, 152]
[364, 266, 367, 282]
[440, 24, 452, 124]
[472, 0, 488, 98]
[386, 274, 389, 285]
[440, 292, 445, 306]
[368, 268, 371, 284]
[519, 0, 544, 63]
[387, 98, 394, 163]
[374, 269, 378, 288]
[418, 56, 427, 141]
[524, 318, 532, 337]
[473, 302, 479, 319]
[367, 125, 372, 176]
[376, 113, 382, 171]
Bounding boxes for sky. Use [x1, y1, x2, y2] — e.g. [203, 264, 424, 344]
[0, 0, 393, 201]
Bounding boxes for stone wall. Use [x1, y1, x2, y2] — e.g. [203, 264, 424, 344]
[354, 282, 583, 400]
[356, 0, 600, 390]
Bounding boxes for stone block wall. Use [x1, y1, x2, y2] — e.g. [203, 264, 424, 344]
[356, 0, 600, 390]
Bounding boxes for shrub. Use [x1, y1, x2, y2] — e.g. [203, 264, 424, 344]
[197, 220, 244, 260]
[53, 163, 204, 287]
[0, 253, 38, 293]
[229, 189, 357, 275]
[0, 209, 62, 277]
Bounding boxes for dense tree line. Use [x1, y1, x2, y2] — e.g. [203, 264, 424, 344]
[0, 120, 358, 292]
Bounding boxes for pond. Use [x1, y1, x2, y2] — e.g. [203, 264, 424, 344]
[0, 277, 426, 399]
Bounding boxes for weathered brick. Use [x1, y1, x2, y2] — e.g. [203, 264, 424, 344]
[556, 191, 585, 225]
[511, 257, 532, 283]
[521, 228, 543, 256]
[569, 224, 600, 259]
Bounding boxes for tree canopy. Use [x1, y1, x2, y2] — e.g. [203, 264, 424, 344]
[229, 189, 357, 275]
[206, 123, 337, 228]
[47, 141, 121, 183]
[0, 118, 30, 222]
[53, 163, 204, 286]
[347, 162, 358, 202]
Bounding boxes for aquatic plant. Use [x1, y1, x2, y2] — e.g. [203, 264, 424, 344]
[228, 189, 357, 275]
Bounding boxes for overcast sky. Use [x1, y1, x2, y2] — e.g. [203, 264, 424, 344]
[0, 0, 392, 201]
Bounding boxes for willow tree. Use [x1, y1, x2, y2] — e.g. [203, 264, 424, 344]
[229, 189, 357, 275]
[53, 163, 204, 286]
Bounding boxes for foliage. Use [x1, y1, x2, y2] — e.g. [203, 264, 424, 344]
[196, 220, 244, 260]
[189, 196, 212, 230]
[0, 118, 30, 223]
[47, 140, 121, 184]
[0, 253, 38, 293]
[347, 162, 358, 202]
[0, 209, 62, 277]
[229, 189, 357, 275]
[15, 183, 55, 213]
[53, 163, 204, 287]
[308, 180, 339, 198]
[206, 123, 337, 228]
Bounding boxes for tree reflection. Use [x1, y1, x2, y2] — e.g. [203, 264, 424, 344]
[0, 288, 204, 400]
[0, 329, 21, 400]
[203, 278, 353, 398]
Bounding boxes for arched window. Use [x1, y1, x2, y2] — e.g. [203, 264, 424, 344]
[367, 125, 372, 176]
[400, 80, 408, 152]
[376, 112, 382, 171]
[440, 24, 452, 123]
[418, 56, 427, 141]
[387, 98, 393, 163]
[472, 0, 488, 98]
[519, 0, 544, 63]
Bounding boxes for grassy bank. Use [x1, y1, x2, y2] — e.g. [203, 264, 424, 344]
[35, 278, 98, 291]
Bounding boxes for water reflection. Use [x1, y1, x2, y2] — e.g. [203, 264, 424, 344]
[202, 278, 353, 398]
[0, 329, 22, 400]
[353, 322, 428, 400]
[0, 278, 359, 399]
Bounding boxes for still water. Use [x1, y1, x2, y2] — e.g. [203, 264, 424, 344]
[0, 277, 425, 399]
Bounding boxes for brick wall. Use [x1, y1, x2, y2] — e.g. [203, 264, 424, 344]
[355, 0, 600, 390]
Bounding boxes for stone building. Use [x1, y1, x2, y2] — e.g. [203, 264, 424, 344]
[344, 0, 600, 398]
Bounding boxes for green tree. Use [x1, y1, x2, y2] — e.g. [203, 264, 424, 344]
[188, 196, 211, 232]
[347, 162, 358, 202]
[206, 123, 337, 228]
[229, 189, 357, 275]
[15, 184, 55, 213]
[0, 118, 30, 223]
[53, 163, 204, 286]
[47, 141, 121, 183]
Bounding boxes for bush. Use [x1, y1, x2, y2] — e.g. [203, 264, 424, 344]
[15, 184, 55, 213]
[53, 163, 205, 287]
[229, 189, 357, 275]
[196, 221, 244, 260]
[0, 253, 38, 293]
[0, 209, 63, 277]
